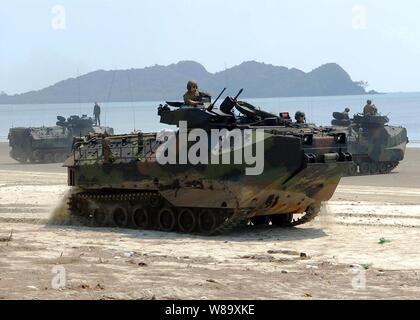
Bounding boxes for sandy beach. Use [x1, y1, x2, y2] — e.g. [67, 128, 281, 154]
[0, 142, 419, 299]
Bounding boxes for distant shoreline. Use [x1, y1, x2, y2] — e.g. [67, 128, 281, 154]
[0, 92, 413, 107]
[2, 91, 420, 107]
[0, 93, 379, 106]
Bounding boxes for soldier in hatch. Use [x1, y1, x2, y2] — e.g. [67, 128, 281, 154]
[295, 111, 306, 124]
[363, 100, 378, 116]
[183, 80, 211, 107]
[342, 108, 350, 120]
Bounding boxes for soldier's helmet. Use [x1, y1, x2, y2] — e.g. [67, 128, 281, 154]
[345, 108, 350, 112]
[295, 111, 306, 121]
[367, 100, 372, 105]
[187, 80, 198, 91]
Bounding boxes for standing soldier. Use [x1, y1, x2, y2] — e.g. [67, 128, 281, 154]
[363, 100, 378, 116]
[93, 102, 101, 126]
[183, 80, 211, 107]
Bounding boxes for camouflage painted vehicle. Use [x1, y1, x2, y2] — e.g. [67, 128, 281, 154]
[65, 91, 352, 235]
[331, 111, 408, 175]
[8, 115, 113, 163]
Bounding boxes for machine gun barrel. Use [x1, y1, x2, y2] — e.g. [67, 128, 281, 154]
[207, 88, 226, 111]
[234, 88, 244, 101]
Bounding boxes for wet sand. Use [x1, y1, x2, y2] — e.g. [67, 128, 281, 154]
[340, 148, 420, 189]
[0, 142, 65, 174]
[0, 142, 419, 299]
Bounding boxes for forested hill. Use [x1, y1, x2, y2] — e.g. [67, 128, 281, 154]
[0, 61, 367, 104]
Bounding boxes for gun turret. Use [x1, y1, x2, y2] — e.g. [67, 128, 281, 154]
[220, 88, 244, 114]
[353, 114, 389, 128]
[56, 115, 95, 136]
[158, 88, 301, 130]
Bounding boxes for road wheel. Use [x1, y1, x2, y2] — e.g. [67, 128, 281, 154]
[19, 155, 29, 163]
[347, 163, 358, 176]
[93, 207, 107, 227]
[178, 209, 197, 233]
[378, 162, 388, 174]
[369, 162, 379, 175]
[32, 150, 43, 162]
[44, 153, 54, 163]
[132, 206, 149, 229]
[359, 162, 370, 175]
[198, 209, 218, 234]
[112, 207, 129, 228]
[158, 208, 176, 232]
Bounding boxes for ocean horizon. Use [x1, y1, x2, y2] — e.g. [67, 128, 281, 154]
[1, 92, 419, 147]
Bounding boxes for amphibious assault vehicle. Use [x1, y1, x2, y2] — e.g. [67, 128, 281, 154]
[8, 115, 114, 163]
[65, 90, 352, 235]
[331, 111, 408, 175]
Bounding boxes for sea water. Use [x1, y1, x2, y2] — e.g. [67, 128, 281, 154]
[0, 92, 419, 147]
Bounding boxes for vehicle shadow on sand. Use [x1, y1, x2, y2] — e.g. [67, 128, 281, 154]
[43, 223, 327, 243]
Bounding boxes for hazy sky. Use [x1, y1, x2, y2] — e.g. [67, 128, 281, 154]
[1, 0, 420, 94]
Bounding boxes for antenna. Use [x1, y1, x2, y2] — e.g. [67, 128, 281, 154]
[77, 68, 82, 115]
[127, 69, 136, 131]
[234, 88, 244, 101]
[105, 69, 117, 128]
[42, 104, 45, 127]
[11, 104, 14, 128]
[224, 62, 228, 88]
